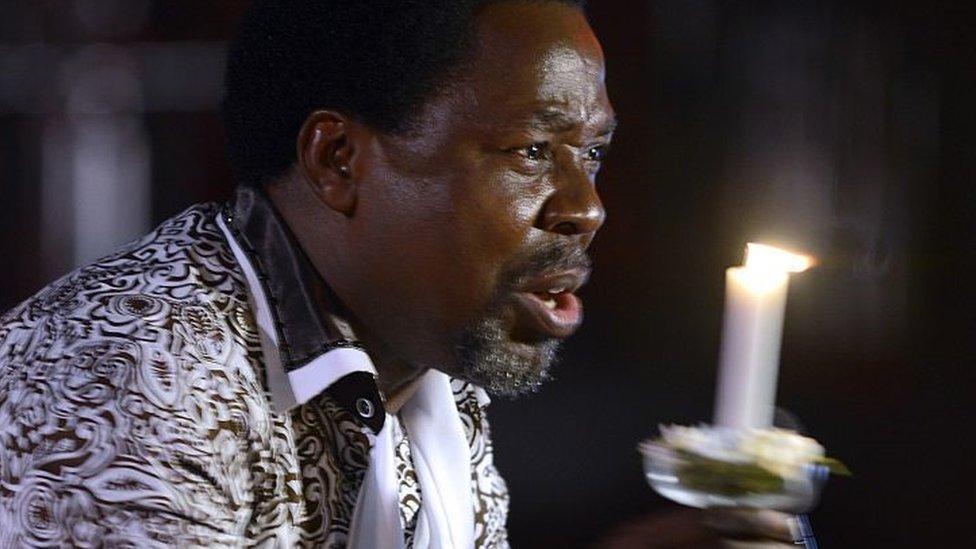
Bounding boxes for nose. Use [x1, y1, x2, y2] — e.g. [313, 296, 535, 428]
[538, 162, 606, 246]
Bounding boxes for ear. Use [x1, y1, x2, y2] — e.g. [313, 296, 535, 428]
[296, 110, 359, 215]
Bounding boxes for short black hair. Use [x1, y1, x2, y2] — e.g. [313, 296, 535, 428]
[222, 0, 585, 188]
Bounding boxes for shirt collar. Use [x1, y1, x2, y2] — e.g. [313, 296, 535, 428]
[218, 186, 384, 431]
[224, 185, 360, 370]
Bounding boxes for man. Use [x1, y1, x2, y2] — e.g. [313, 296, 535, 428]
[0, 1, 797, 547]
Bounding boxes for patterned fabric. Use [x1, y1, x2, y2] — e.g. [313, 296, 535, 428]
[0, 203, 509, 548]
[392, 422, 422, 546]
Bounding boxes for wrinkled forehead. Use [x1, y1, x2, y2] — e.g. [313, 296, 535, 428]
[459, 2, 611, 127]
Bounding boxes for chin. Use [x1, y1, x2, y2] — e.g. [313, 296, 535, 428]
[454, 315, 562, 398]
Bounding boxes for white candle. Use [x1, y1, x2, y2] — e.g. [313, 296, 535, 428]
[713, 243, 813, 429]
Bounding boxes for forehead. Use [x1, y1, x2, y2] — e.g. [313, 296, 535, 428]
[453, 2, 613, 130]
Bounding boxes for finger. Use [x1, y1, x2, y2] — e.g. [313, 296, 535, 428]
[702, 508, 795, 542]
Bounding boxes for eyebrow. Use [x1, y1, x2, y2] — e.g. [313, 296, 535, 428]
[529, 108, 618, 135]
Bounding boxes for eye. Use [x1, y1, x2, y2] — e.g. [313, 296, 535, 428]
[585, 144, 609, 163]
[511, 142, 549, 161]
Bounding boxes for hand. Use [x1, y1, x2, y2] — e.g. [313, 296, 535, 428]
[596, 506, 799, 548]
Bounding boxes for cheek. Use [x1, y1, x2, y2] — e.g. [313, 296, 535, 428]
[434, 170, 549, 313]
[359, 149, 548, 337]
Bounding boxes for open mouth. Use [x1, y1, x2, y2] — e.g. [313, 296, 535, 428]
[511, 270, 588, 339]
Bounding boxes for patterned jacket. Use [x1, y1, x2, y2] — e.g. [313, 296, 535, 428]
[0, 188, 509, 547]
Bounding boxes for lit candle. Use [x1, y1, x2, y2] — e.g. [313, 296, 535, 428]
[713, 243, 813, 429]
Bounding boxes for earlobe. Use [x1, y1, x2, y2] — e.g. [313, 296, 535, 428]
[297, 110, 358, 215]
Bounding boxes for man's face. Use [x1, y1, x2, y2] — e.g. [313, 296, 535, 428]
[344, 2, 614, 395]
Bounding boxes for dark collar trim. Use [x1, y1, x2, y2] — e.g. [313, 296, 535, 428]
[220, 195, 363, 372]
[323, 371, 386, 433]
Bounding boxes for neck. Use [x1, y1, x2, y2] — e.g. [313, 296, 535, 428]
[265, 176, 427, 413]
[378, 361, 428, 415]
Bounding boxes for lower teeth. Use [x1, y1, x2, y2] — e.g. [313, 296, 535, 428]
[543, 299, 557, 310]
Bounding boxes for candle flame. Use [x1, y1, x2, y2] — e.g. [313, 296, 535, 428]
[744, 243, 814, 273]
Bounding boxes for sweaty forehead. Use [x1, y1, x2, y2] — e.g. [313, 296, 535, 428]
[459, 2, 609, 126]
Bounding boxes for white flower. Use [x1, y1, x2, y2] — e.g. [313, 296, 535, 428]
[740, 428, 824, 479]
[658, 424, 825, 479]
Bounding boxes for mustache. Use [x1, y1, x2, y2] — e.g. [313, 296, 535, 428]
[504, 238, 592, 291]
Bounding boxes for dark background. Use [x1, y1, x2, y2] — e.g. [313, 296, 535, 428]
[1, 1, 973, 546]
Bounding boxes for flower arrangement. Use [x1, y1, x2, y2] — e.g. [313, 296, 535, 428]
[641, 424, 849, 500]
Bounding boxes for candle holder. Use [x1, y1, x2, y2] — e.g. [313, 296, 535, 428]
[639, 425, 846, 514]
[645, 244, 840, 545]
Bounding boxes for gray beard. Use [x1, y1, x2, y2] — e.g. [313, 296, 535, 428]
[453, 237, 587, 397]
[455, 311, 561, 398]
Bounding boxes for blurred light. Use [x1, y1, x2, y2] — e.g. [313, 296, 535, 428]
[732, 243, 813, 294]
[744, 243, 814, 273]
